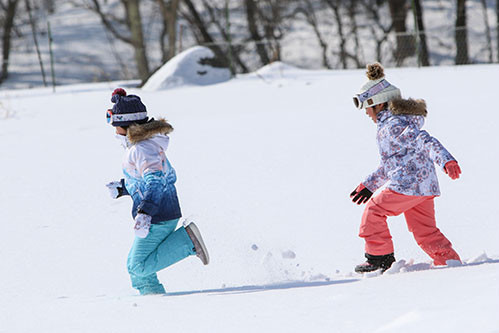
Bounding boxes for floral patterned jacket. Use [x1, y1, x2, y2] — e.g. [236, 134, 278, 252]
[363, 99, 456, 196]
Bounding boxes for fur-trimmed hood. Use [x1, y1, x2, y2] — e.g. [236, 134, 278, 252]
[389, 98, 427, 117]
[127, 118, 173, 144]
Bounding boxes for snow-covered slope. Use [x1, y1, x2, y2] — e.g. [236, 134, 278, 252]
[0, 64, 498, 332]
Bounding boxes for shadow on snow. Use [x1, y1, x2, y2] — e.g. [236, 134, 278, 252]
[164, 258, 499, 297]
[164, 278, 360, 297]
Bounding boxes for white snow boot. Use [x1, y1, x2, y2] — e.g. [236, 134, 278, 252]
[185, 222, 210, 265]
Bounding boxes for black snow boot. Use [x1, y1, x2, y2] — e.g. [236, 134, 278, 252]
[355, 253, 396, 273]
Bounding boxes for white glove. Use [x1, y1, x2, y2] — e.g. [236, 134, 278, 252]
[134, 213, 151, 238]
[106, 180, 123, 199]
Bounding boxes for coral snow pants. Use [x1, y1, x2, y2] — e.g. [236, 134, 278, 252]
[127, 218, 196, 295]
[359, 189, 460, 265]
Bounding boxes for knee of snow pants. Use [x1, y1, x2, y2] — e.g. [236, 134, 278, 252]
[403, 200, 460, 265]
[127, 218, 196, 278]
[359, 189, 460, 264]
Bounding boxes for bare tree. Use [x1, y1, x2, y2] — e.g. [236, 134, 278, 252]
[200, 0, 249, 73]
[123, 0, 149, 80]
[244, 0, 298, 65]
[497, 0, 499, 62]
[157, 0, 179, 63]
[412, 0, 429, 66]
[479, 0, 493, 63]
[323, 0, 349, 68]
[298, 0, 364, 69]
[297, 0, 331, 69]
[180, 0, 249, 73]
[87, 0, 150, 81]
[180, 0, 219, 51]
[255, 0, 284, 62]
[245, 0, 271, 65]
[455, 0, 469, 64]
[0, 0, 19, 83]
[388, 0, 415, 66]
[25, 0, 48, 85]
[43, 0, 54, 14]
[360, 0, 393, 63]
[346, 0, 364, 68]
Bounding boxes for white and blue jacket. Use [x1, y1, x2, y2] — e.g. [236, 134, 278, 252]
[363, 99, 456, 196]
[119, 119, 181, 223]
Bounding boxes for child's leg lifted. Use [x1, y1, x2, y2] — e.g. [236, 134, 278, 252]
[127, 219, 196, 295]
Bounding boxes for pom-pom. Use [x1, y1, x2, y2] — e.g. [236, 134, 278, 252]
[366, 63, 384, 80]
[112, 88, 127, 97]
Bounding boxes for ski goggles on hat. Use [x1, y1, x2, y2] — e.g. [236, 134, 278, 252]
[106, 109, 113, 124]
[353, 79, 391, 109]
[106, 108, 147, 125]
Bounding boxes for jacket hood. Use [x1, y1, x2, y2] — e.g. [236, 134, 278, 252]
[127, 118, 173, 144]
[388, 98, 427, 117]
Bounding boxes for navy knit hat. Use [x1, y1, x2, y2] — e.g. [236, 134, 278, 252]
[109, 88, 148, 127]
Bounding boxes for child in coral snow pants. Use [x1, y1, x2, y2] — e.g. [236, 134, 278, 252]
[105, 88, 210, 295]
[350, 63, 461, 273]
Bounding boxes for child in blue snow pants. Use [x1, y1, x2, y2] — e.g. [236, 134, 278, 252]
[127, 218, 196, 295]
[105, 88, 210, 295]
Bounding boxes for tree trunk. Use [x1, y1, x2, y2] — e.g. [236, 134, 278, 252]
[497, 0, 499, 62]
[245, 0, 271, 66]
[181, 0, 232, 69]
[122, 0, 149, 81]
[167, 0, 179, 60]
[388, 0, 415, 66]
[201, 0, 249, 73]
[361, 1, 392, 65]
[479, 0, 493, 63]
[332, 1, 347, 68]
[1, 0, 19, 83]
[43, 0, 55, 14]
[301, 0, 331, 69]
[347, 0, 363, 68]
[263, 0, 284, 62]
[158, 0, 179, 63]
[455, 0, 469, 64]
[323, 0, 348, 68]
[413, 0, 430, 66]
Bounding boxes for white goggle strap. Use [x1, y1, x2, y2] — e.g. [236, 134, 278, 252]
[353, 79, 391, 109]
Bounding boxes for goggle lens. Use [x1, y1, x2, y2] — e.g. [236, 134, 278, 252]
[106, 109, 113, 124]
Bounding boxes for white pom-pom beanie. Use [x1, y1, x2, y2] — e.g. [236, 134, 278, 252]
[353, 63, 401, 109]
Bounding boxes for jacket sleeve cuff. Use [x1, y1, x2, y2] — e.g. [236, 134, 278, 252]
[137, 201, 158, 216]
[120, 179, 130, 196]
[362, 181, 378, 193]
[435, 153, 455, 170]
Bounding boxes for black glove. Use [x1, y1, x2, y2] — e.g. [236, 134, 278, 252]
[106, 179, 129, 199]
[350, 184, 373, 205]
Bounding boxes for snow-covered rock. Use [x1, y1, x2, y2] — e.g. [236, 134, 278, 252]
[256, 61, 303, 76]
[142, 46, 232, 91]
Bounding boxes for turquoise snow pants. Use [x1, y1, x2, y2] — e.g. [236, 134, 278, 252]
[127, 218, 196, 295]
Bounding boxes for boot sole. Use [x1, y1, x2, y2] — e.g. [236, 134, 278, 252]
[186, 223, 210, 265]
